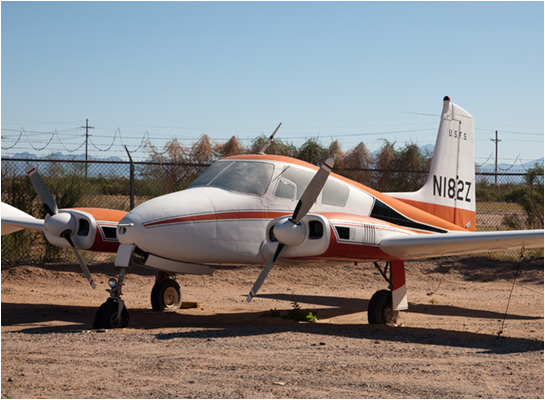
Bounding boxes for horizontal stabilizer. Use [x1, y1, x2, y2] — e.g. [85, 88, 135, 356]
[379, 229, 544, 259]
[1, 202, 44, 235]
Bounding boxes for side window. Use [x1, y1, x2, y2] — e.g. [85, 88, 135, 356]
[322, 179, 349, 207]
[277, 167, 314, 200]
[274, 180, 295, 200]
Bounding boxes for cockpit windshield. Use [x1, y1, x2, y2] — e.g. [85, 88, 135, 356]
[189, 161, 274, 196]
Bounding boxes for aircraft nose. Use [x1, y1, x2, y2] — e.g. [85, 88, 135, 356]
[116, 210, 143, 245]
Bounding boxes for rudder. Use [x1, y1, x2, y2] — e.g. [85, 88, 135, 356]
[387, 96, 476, 231]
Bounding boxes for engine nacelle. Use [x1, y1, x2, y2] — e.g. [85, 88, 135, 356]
[44, 209, 98, 250]
[260, 214, 331, 261]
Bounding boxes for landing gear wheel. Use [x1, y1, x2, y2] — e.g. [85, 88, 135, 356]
[93, 298, 129, 329]
[368, 289, 399, 325]
[151, 279, 182, 311]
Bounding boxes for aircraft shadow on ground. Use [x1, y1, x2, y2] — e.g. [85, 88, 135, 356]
[2, 293, 542, 355]
[432, 256, 544, 283]
[259, 293, 542, 321]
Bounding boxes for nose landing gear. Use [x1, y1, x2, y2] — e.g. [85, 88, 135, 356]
[93, 268, 130, 329]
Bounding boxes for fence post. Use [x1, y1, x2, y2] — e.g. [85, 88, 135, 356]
[124, 146, 135, 210]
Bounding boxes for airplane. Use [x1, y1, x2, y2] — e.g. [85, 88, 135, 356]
[2, 96, 543, 329]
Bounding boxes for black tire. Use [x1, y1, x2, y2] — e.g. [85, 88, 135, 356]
[367, 289, 399, 325]
[151, 279, 182, 311]
[93, 299, 129, 329]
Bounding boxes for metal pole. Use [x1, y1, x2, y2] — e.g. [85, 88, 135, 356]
[490, 130, 501, 185]
[85, 119, 89, 178]
[82, 119, 93, 178]
[124, 146, 135, 210]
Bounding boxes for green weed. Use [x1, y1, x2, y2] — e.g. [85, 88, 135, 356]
[262, 301, 319, 323]
[2, 359, 23, 399]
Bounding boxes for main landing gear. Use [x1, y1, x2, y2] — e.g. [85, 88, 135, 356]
[368, 261, 399, 325]
[151, 272, 182, 311]
[92, 269, 183, 329]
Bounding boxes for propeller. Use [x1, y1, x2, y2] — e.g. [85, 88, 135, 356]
[246, 158, 334, 302]
[26, 165, 96, 289]
[26, 165, 58, 216]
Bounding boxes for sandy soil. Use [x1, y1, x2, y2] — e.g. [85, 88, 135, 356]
[1, 256, 543, 399]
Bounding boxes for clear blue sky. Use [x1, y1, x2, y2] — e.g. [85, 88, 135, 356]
[2, 1, 543, 165]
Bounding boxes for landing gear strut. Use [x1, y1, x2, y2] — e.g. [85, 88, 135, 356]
[368, 261, 399, 325]
[151, 272, 182, 311]
[93, 268, 129, 329]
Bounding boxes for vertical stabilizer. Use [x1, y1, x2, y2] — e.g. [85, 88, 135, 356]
[387, 97, 476, 231]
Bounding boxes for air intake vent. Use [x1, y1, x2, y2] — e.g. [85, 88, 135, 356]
[335, 226, 350, 240]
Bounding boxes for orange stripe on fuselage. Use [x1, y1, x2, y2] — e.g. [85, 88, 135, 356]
[389, 198, 476, 232]
[72, 208, 128, 222]
[226, 155, 469, 232]
[144, 211, 291, 227]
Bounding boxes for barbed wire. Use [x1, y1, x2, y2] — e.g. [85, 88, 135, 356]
[518, 157, 543, 172]
[1, 124, 543, 165]
[498, 154, 521, 171]
[23, 128, 55, 151]
[1, 128, 23, 149]
[54, 129, 87, 153]
[89, 128, 119, 152]
[475, 153, 493, 168]
[2, 126, 151, 156]
[118, 129, 150, 153]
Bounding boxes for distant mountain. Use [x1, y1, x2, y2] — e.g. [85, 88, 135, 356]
[476, 158, 543, 184]
[2, 152, 127, 178]
[477, 157, 544, 173]
[8, 152, 124, 162]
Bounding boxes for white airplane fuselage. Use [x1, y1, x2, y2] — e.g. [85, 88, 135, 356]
[116, 155, 421, 267]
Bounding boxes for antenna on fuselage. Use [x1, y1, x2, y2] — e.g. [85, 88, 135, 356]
[258, 122, 282, 154]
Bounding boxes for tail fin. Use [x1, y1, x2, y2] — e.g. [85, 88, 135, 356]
[388, 96, 476, 231]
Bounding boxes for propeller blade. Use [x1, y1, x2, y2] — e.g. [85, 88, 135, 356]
[258, 122, 282, 154]
[246, 243, 285, 302]
[61, 231, 96, 289]
[26, 165, 58, 216]
[292, 158, 334, 223]
[246, 158, 334, 302]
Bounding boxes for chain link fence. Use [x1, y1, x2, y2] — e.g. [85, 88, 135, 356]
[2, 157, 543, 265]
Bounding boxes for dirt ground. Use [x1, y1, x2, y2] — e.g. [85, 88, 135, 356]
[1, 256, 543, 399]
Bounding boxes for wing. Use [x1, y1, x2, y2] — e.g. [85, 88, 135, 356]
[1, 202, 44, 235]
[379, 229, 544, 259]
